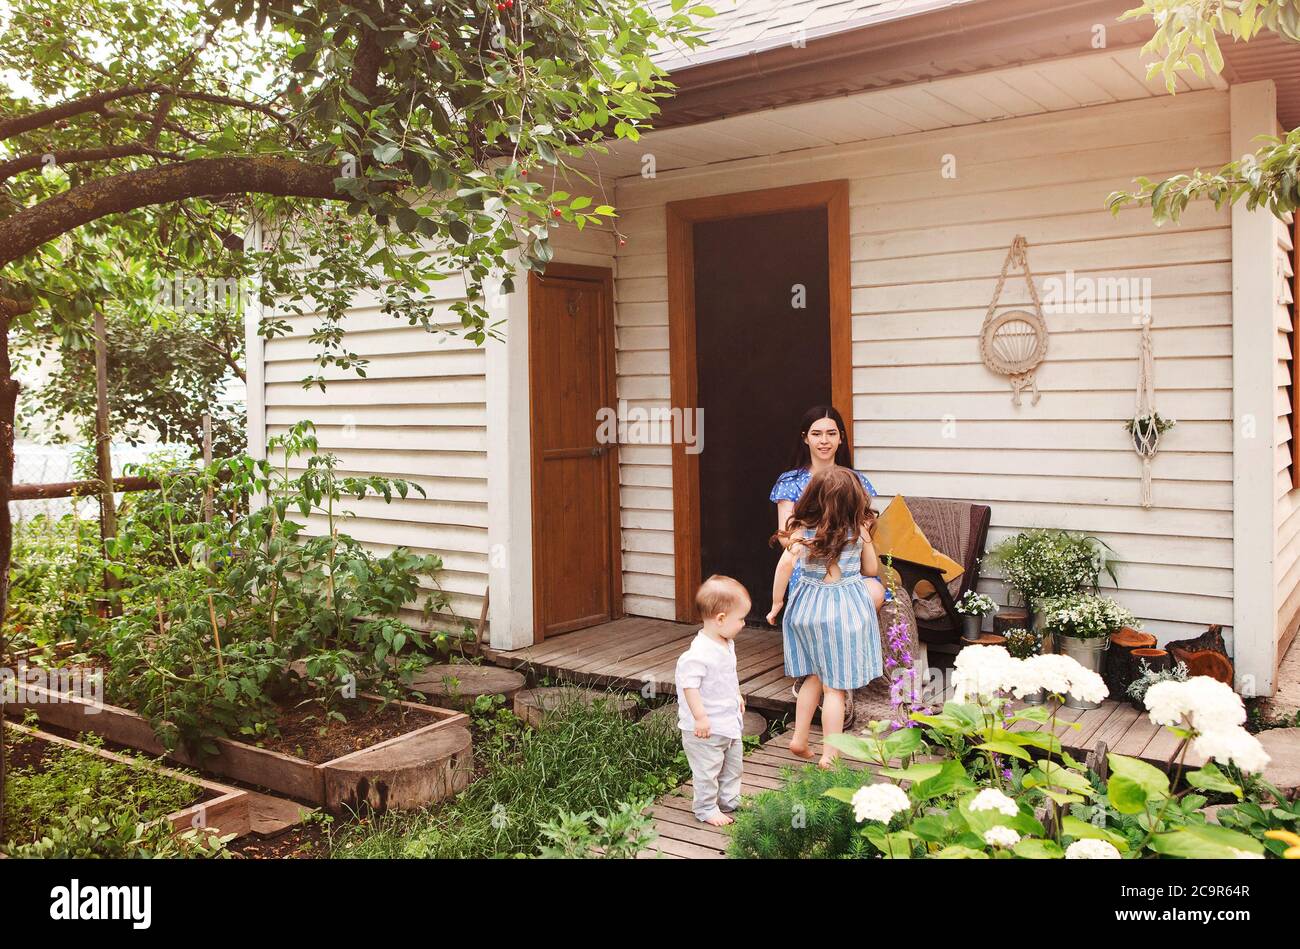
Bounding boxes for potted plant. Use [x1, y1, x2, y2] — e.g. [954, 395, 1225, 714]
[1004, 627, 1045, 703]
[986, 529, 1118, 642]
[1125, 659, 1189, 712]
[1124, 412, 1176, 453]
[1038, 593, 1137, 709]
[955, 591, 997, 642]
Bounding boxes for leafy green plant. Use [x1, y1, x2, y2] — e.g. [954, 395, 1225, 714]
[4, 507, 106, 650]
[1126, 660, 1189, 705]
[537, 799, 657, 858]
[331, 693, 686, 859]
[2, 729, 231, 858]
[97, 421, 453, 755]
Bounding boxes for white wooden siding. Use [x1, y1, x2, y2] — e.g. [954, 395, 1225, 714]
[610, 89, 1234, 640]
[258, 271, 489, 633]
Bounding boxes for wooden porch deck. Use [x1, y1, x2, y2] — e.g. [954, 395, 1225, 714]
[483, 617, 1197, 858]
[481, 615, 800, 714]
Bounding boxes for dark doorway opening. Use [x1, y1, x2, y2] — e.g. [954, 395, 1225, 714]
[692, 207, 832, 623]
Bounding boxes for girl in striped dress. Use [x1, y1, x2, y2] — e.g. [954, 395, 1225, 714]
[766, 466, 882, 768]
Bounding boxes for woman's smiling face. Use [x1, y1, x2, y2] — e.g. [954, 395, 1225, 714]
[804, 417, 841, 463]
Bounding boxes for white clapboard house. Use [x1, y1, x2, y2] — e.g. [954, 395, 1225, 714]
[246, 0, 1300, 696]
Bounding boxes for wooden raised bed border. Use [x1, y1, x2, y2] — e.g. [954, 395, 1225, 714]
[3, 720, 251, 841]
[2, 685, 471, 813]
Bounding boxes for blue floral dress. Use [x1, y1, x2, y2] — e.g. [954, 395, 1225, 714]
[782, 528, 882, 689]
[769, 467, 890, 599]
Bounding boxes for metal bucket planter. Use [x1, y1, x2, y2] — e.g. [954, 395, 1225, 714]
[961, 614, 983, 642]
[1030, 608, 1052, 655]
[1020, 688, 1047, 705]
[1056, 635, 1108, 710]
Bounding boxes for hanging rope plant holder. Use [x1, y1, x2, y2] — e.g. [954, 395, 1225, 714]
[980, 236, 1049, 406]
[1126, 315, 1175, 509]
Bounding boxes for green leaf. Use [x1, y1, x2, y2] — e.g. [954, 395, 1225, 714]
[911, 759, 976, 801]
[1149, 824, 1264, 859]
[1106, 753, 1169, 814]
[824, 732, 884, 764]
[821, 786, 858, 805]
[976, 740, 1033, 762]
[1185, 761, 1243, 799]
[933, 844, 989, 859]
[1014, 837, 1064, 859]
[876, 762, 943, 784]
[1061, 815, 1129, 852]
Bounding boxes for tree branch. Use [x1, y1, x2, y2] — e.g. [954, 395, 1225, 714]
[0, 144, 182, 182]
[0, 86, 164, 141]
[0, 156, 345, 267]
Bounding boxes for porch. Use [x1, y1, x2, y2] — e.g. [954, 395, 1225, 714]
[481, 616, 1198, 763]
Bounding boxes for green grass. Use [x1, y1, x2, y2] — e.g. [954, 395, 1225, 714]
[329, 693, 689, 859]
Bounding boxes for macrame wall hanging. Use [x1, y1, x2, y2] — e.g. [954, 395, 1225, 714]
[1125, 316, 1175, 509]
[980, 235, 1049, 406]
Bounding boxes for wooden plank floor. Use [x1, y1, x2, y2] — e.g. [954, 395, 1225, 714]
[638, 725, 872, 859]
[482, 616, 800, 715]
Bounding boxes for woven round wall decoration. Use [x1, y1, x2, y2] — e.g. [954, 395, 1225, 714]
[980, 236, 1048, 406]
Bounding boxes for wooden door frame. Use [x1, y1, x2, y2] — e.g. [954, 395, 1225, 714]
[527, 262, 624, 642]
[666, 180, 851, 622]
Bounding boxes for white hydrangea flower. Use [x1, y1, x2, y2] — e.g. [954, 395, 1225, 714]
[1191, 726, 1271, 774]
[1065, 665, 1108, 705]
[951, 645, 1016, 702]
[982, 826, 1020, 848]
[1065, 838, 1121, 859]
[970, 788, 1019, 817]
[851, 782, 911, 823]
[1144, 677, 1247, 733]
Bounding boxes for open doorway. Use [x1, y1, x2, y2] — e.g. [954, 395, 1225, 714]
[666, 181, 852, 624]
[694, 208, 831, 622]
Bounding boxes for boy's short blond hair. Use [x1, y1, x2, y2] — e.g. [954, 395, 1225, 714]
[695, 574, 750, 620]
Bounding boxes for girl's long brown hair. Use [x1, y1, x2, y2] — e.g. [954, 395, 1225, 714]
[770, 466, 875, 567]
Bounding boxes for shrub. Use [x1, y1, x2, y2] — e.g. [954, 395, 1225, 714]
[728, 762, 870, 859]
[987, 528, 1117, 606]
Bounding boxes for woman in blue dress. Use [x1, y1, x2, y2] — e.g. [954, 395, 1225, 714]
[769, 405, 887, 612]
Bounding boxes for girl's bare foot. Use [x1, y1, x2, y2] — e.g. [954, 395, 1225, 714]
[788, 740, 816, 760]
[703, 812, 734, 826]
[818, 752, 838, 770]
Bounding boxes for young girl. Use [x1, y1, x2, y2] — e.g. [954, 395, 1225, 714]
[766, 466, 882, 768]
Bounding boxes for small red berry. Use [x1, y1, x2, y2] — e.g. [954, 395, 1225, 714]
[552, 208, 562, 218]
[520, 169, 527, 177]
[295, 85, 303, 94]
[618, 237, 627, 246]
[496, 2, 504, 9]
[506, 0, 514, 7]
[429, 40, 441, 49]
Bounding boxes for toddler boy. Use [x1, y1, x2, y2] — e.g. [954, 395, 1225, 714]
[675, 574, 748, 826]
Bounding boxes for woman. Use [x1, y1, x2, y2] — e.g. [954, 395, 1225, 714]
[769, 405, 888, 611]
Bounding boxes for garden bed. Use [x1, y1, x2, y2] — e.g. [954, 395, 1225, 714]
[3, 684, 473, 814]
[1, 721, 250, 854]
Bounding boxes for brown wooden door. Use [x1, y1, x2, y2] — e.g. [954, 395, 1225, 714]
[529, 265, 621, 641]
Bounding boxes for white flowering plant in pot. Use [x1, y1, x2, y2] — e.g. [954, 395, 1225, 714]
[986, 529, 1118, 609]
[1037, 593, 1138, 641]
[813, 647, 1275, 858]
[955, 591, 997, 617]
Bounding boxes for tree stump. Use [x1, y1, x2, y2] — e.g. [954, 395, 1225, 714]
[1105, 627, 1158, 699]
[513, 687, 637, 729]
[408, 664, 526, 712]
[321, 723, 472, 815]
[1166, 625, 1234, 685]
[993, 608, 1029, 636]
[641, 703, 767, 738]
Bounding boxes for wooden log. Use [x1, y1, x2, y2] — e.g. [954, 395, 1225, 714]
[408, 663, 526, 712]
[1166, 625, 1233, 685]
[1105, 627, 1160, 699]
[321, 723, 473, 815]
[993, 608, 1028, 636]
[513, 686, 638, 729]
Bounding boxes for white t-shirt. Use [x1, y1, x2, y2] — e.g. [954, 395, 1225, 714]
[675, 630, 743, 740]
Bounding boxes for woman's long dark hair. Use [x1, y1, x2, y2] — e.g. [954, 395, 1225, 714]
[787, 405, 853, 470]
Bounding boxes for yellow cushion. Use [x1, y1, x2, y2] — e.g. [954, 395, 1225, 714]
[869, 496, 964, 584]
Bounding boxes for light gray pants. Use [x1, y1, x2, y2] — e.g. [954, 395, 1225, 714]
[681, 732, 744, 821]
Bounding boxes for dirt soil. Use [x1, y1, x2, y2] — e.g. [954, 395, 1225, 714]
[229, 820, 331, 859]
[254, 701, 435, 764]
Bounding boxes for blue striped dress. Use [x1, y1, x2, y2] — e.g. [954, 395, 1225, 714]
[782, 528, 882, 690]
